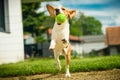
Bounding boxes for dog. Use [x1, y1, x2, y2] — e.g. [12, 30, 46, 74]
[46, 4, 76, 77]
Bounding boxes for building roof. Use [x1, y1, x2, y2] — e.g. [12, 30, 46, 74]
[105, 27, 120, 45]
[80, 35, 105, 43]
[47, 28, 83, 42]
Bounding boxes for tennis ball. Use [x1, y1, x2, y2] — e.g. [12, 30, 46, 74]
[56, 13, 66, 23]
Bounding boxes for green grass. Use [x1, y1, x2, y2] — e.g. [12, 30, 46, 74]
[0, 56, 120, 77]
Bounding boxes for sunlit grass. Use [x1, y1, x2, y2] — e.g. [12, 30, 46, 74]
[0, 56, 120, 77]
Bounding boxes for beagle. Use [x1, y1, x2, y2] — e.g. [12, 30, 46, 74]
[46, 4, 76, 77]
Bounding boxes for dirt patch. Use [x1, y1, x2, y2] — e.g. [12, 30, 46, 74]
[0, 69, 120, 80]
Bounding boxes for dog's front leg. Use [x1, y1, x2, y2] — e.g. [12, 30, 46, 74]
[49, 40, 56, 51]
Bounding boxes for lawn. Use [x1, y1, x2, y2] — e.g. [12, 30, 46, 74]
[0, 55, 120, 77]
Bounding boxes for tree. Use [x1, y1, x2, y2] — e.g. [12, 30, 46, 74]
[22, 3, 45, 35]
[70, 12, 103, 36]
[42, 16, 54, 28]
[69, 18, 83, 36]
[22, 3, 50, 42]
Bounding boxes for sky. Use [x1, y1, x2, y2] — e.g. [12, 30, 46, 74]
[38, 0, 120, 34]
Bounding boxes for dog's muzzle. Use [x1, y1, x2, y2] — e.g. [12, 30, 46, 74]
[55, 9, 62, 25]
[55, 8, 60, 15]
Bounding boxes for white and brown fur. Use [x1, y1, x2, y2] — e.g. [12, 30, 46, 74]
[46, 4, 76, 77]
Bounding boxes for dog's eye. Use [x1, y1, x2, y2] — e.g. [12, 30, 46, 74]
[61, 8, 65, 10]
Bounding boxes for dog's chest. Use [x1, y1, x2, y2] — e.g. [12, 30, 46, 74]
[53, 30, 66, 40]
[52, 22, 69, 41]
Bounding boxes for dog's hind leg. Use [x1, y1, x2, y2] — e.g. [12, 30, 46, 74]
[65, 54, 71, 77]
[65, 45, 71, 77]
[54, 51, 61, 71]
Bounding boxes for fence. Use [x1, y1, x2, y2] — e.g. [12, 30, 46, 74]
[24, 43, 53, 57]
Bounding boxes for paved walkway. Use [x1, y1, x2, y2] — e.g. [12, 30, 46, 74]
[0, 69, 120, 80]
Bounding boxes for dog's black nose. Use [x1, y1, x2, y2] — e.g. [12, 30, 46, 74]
[55, 9, 60, 15]
[55, 9, 60, 12]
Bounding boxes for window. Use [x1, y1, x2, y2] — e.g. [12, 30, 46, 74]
[0, 0, 5, 32]
[0, 0, 9, 33]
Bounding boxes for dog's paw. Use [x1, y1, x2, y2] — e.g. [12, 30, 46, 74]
[65, 68, 71, 77]
[65, 73, 71, 77]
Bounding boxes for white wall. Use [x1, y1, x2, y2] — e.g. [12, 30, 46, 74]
[0, 0, 24, 64]
[71, 42, 83, 57]
[81, 42, 107, 54]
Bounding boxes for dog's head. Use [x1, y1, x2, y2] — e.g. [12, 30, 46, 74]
[46, 4, 76, 20]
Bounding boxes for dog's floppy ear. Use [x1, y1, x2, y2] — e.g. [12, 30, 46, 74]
[69, 10, 76, 19]
[46, 4, 55, 17]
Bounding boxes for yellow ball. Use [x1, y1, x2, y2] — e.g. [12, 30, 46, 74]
[56, 13, 66, 23]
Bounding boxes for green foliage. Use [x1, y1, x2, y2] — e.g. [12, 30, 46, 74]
[22, 3, 55, 42]
[24, 32, 30, 35]
[22, 3, 49, 42]
[70, 18, 83, 36]
[70, 12, 103, 36]
[42, 16, 54, 28]
[35, 35, 47, 43]
[23, 3, 43, 33]
[0, 56, 120, 77]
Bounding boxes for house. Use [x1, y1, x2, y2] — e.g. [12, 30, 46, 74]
[0, 0, 56, 64]
[0, 0, 24, 64]
[69, 35, 84, 57]
[47, 28, 84, 57]
[79, 27, 120, 56]
[105, 27, 120, 55]
[80, 35, 107, 56]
